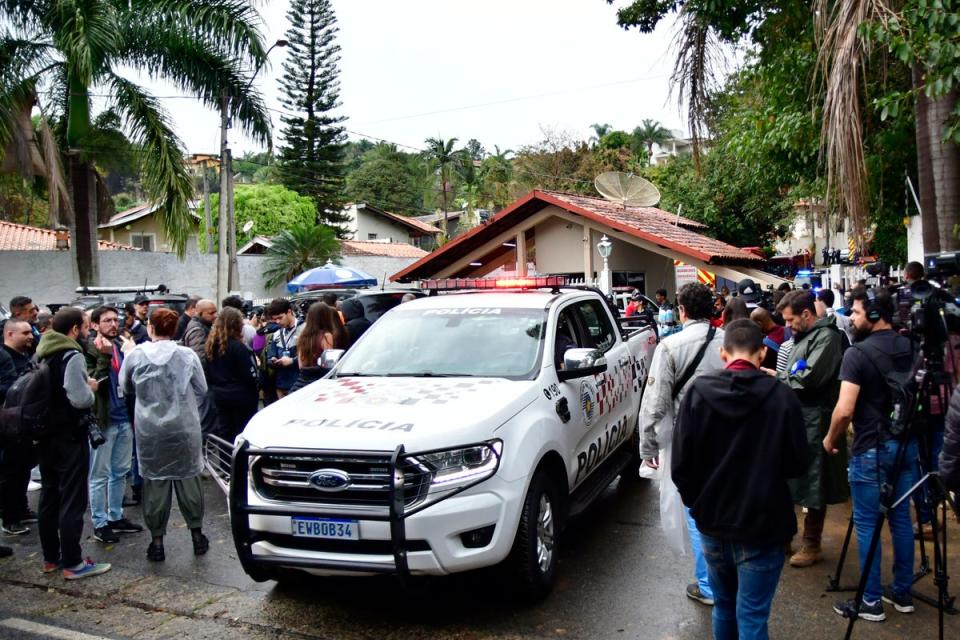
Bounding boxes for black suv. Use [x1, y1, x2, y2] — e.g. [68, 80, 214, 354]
[289, 289, 424, 323]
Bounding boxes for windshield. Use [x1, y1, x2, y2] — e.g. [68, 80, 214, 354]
[336, 306, 546, 379]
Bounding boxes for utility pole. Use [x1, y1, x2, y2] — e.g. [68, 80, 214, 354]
[202, 158, 212, 254]
[217, 91, 229, 303]
[227, 152, 239, 290]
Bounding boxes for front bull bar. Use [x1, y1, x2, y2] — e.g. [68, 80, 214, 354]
[227, 438, 413, 581]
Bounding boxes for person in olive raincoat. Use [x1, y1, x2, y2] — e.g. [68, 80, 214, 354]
[767, 289, 848, 569]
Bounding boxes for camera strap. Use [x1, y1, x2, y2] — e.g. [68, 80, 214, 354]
[672, 325, 717, 401]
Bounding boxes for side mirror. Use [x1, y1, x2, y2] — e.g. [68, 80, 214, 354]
[319, 349, 345, 369]
[558, 348, 607, 382]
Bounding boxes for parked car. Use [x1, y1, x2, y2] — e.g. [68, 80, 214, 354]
[71, 286, 189, 318]
[290, 289, 425, 323]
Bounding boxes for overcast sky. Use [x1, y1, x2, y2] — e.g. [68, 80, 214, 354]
[147, 0, 689, 156]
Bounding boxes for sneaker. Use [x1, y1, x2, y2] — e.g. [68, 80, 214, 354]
[1, 522, 30, 536]
[42, 560, 61, 573]
[833, 598, 886, 622]
[63, 558, 111, 580]
[0, 545, 12, 558]
[108, 518, 143, 534]
[882, 587, 915, 613]
[93, 526, 119, 544]
[191, 531, 210, 556]
[789, 545, 823, 568]
[685, 583, 715, 606]
[20, 510, 38, 524]
[27, 481, 41, 492]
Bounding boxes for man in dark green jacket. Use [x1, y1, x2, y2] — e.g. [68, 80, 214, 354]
[769, 289, 848, 568]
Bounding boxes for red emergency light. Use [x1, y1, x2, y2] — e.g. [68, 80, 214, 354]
[420, 276, 568, 291]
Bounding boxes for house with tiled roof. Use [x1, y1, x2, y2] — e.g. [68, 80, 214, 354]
[0, 220, 135, 251]
[391, 189, 783, 295]
[237, 235, 428, 260]
[343, 203, 440, 249]
[98, 201, 201, 252]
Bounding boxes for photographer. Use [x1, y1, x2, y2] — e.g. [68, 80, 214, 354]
[85, 306, 142, 544]
[266, 298, 303, 399]
[35, 308, 111, 579]
[823, 288, 916, 621]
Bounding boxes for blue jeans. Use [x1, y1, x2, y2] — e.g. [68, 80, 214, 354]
[701, 535, 785, 640]
[89, 420, 132, 528]
[687, 508, 714, 598]
[849, 438, 918, 603]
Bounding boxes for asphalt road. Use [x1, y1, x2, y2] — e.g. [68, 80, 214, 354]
[1, 475, 958, 640]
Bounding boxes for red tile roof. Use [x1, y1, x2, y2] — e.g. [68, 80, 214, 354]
[0, 220, 136, 251]
[391, 190, 762, 283]
[341, 240, 428, 259]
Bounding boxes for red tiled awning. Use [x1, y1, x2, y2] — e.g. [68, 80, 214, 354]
[0, 220, 136, 251]
[391, 190, 763, 282]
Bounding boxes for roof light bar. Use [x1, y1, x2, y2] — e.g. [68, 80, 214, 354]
[420, 276, 568, 291]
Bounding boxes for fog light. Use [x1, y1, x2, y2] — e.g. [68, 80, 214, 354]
[460, 524, 495, 549]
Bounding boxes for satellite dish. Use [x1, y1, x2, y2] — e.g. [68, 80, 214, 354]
[594, 171, 661, 208]
[242, 220, 254, 233]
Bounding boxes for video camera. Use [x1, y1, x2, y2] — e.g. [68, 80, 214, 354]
[894, 252, 960, 363]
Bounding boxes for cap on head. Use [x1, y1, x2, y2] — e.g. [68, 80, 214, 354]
[133, 294, 149, 305]
[737, 278, 760, 303]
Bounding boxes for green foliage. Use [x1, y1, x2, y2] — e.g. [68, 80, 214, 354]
[263, 222, 340, 288]
[233, 151, 276, 183]
[597, 130, 634, 150]
[204, 183, 318, 252]
[276, 0, 349, 233]
[0, 0, 272, 260]
[345, 143, 423, 214]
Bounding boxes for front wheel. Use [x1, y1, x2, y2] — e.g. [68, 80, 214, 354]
[505, 470, 560, 601]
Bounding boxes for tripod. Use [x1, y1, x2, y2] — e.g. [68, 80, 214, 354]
[828, 367, 960, 640]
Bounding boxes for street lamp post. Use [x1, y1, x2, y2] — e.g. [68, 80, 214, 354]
[217, 39, 288, 303]
[597, 234, 613, 296]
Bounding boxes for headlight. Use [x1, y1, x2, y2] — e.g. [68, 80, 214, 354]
[406, 440, 503, 511]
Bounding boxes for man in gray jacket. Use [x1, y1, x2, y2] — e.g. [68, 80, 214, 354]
[640, 282, 725, 606]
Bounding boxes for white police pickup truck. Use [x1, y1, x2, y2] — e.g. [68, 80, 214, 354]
[214, 276, 657, 599]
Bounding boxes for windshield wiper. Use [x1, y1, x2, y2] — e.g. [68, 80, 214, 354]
[335, 372, 376, 377]
[384, 372, 475, 378]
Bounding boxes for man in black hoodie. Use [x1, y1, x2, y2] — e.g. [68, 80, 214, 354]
[340, 298, 371, 348]
[673, 319, 811, 640]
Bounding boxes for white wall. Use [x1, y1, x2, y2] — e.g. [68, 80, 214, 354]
[0, 250, 420, 307]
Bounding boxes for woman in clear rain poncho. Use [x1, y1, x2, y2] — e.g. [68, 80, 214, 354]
[119, 308, 209, 562]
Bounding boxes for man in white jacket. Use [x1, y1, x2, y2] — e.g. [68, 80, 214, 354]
[640, 282, 725, 606]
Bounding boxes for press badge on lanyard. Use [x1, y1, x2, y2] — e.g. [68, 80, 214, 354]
[112, 346, 124, 398]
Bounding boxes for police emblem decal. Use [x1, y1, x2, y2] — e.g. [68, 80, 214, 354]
[580, 379, 597, 427]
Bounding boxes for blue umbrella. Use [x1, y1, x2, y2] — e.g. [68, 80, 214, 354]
[287, 261, 378, 293]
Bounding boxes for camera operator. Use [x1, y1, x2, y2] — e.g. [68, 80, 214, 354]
[35, 308, 111, 579]
[823, 288, 916, 621]
[266, 298, 304, 399]
[221, 295, 256, 348]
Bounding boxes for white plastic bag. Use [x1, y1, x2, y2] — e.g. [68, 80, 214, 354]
[658, 443, 691, 557]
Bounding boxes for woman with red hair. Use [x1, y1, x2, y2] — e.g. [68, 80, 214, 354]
[119, 307, 209, 562]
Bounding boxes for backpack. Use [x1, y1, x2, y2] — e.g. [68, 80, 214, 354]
[853, 341, 919, 439]
[1, 351, 77, 443]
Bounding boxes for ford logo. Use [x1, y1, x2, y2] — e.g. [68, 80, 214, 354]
[308, 469, 352, 492]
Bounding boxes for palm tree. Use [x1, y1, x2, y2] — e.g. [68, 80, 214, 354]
[633, 119, 672, 158]
[0, 0, 272, 284]
[815, 0, 958, 251]
[480, 145, 513, 211]
[263, 222, 340, 288]
[589, 122, 613, 145]
[422, 136, 459, 234]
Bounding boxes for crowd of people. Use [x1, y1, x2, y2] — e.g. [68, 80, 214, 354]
[0, 291, 369, 577]
[639, 262, 960, 639]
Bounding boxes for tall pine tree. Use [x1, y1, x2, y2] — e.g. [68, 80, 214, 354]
[277, 0, 349, 233]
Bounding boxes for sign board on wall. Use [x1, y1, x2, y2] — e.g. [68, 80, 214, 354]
[674, 263, 699, 289]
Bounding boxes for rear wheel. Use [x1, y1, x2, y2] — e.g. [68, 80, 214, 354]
[505, 470, 560, 601]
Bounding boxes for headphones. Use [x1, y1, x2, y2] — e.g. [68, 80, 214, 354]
[864, 288, 881, 323]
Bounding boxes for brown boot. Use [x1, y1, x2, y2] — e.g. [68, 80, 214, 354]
[789, 545, 823, 568]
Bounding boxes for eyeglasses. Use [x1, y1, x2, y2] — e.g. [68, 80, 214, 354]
[100, 318, 120, 324]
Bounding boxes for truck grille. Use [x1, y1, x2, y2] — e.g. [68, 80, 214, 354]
[251, 452, 430, 511]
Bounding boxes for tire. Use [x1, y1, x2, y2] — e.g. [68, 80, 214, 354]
[505, 470, 560, 601]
